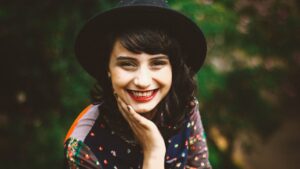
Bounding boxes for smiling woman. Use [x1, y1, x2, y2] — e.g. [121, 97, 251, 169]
[109, 39, 172, 114]
[64, 0, 211, 169]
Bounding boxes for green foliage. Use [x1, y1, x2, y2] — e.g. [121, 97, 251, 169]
[197, 66, 227, 101]
[208, 143, 222, 169]
[171, 0, 238, 37]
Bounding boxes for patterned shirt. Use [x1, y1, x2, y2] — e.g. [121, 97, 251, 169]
[64, 100, 211, 169]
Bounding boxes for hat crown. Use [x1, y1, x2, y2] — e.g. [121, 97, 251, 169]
[75, 0, 206, 79]
[117, 0, 169, 8]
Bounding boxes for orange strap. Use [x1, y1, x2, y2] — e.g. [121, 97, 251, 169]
[64, 104, 93, 143]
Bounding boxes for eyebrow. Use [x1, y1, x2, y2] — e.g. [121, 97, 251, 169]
[116, 55, 169, 61]
[116, 56, 136, 61]
[150, 55, 169, 60]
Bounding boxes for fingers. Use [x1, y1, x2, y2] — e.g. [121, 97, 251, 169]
[114, 94, 151, 128]
[113, 94, 165, 152]
[127, 105, 148, 126]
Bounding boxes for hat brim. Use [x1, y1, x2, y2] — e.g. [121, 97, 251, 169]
[75, 5, 207, 79]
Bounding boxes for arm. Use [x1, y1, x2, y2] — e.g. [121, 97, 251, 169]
[115, 95, 166, 169]
[143, 148, 166, 169]
[64, 138, 102, 169]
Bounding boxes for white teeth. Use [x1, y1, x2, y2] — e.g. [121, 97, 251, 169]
[131, 90, 154, 97]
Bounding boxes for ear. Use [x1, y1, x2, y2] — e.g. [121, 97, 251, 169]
[107, 72, 111, 78]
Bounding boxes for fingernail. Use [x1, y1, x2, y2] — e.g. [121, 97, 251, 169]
[127, 105, 131, 111]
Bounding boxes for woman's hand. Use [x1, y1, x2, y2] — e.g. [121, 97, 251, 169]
[115, 94, 166, 169]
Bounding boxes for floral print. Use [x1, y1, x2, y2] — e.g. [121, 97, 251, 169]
[64, 100, 211, 169]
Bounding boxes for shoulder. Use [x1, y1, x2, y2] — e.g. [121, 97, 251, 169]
[185, 99, 212, 168]
[187, 98, 201, 121]
[64, 103, 103, 143]
[64, 103, 105, 168]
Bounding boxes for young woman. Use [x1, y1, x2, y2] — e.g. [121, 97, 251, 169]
[64, 0, 211, 169]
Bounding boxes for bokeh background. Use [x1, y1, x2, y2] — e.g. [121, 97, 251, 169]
[1, 0, 299, 168]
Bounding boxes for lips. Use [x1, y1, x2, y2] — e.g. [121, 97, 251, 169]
[127, 89, 158, 102]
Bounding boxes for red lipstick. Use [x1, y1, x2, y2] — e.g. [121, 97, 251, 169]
[127, 89, 158, 102]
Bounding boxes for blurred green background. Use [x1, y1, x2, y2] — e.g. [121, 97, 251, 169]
[1, 0, 299, 168]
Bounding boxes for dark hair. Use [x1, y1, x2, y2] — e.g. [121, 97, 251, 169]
[91, 25, 197, 141]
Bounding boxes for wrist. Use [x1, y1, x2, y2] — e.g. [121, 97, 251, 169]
[143, 150, 165, 169]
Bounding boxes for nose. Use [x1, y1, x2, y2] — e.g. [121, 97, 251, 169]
[133, 67, 151, 89]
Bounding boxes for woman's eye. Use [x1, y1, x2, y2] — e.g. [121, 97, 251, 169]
[151, 60, 168, 68]
[118, 61, 137, 69]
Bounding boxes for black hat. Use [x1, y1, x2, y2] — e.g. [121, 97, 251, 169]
[75, 0, 207, 79]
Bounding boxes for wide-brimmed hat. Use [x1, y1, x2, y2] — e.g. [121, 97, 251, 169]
[75, 0, 207, 79]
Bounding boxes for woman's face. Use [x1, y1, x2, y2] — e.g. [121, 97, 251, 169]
[108, 40, 172, 115]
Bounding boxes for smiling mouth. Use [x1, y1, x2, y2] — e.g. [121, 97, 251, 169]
[127, 89, 158, 102]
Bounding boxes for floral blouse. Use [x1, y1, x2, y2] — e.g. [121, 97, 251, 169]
[64, 100, 211, 169]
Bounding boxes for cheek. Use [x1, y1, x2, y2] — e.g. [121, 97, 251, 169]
[162, 68, 172, 86]
[154, 68, 172, 90]
[110, 71, 131, 89]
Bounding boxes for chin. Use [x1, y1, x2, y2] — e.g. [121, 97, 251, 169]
[132, 103, 156, 114]
[132, 107, 153, 114]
